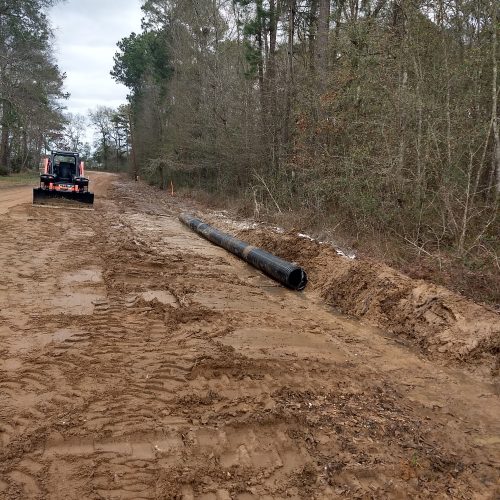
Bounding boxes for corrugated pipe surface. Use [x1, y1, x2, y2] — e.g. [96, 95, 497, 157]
[179, 214, 308, 291]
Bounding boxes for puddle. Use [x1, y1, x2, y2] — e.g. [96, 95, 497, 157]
[162, 234, 224, 257]
[51, 292, 105, 315]
[44, 433, 183, 459]
[8, 328, 84, 353]
[52, 329, 79, 342]
[141, 290, 178, 307]
[192, 288, 281, 314]
[474, 436, 500, 446]
[0, 324, 14, 338]
[9, 334, 52, 352]
[0, 358, 23, 371]
[68, 230, 95, 238]
[61, 268, 102, 285]
[220, 327, 344, 362]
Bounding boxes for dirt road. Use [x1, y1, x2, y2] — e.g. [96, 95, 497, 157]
[0, 186, 32, 215]
[0, 173, 499, 499]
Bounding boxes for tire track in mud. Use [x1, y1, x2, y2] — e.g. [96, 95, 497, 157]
[1, 197, 270, 498]
[0, 204, 109, 498]
[0, 200, 315, 498]
[1, 175, 499, 499]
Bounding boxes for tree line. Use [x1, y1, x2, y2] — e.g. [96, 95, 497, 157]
[0, 0, 67, 174]
[44, 105, 133, 172]
[113, 0, 499, 265]
[0, 1, 133, 174]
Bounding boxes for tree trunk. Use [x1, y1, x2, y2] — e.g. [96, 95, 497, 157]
[21, 129, 28, 169]
[256, 0, 265, 119]
[491, 0, 499, 195]
[0, 100, 11, 174]
[268, 0, 278, 164]
[308, 0, 318, 75]
[316, 0, 330, 79]
[284, 0, 296, 146]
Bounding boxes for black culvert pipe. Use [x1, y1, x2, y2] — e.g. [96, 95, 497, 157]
[179, 214, 308, 291]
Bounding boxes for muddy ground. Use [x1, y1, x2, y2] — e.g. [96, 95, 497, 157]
[0, 173, 499, 499]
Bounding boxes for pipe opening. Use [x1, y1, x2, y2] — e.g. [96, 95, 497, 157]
[288, 268, 308, 291]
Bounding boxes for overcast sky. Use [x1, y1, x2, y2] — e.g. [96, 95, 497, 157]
[50, 0, 143, 118]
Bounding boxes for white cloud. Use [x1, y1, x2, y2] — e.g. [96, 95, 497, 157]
[50, 0, 143, 122]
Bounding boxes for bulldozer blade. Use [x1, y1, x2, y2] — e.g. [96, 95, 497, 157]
[33, 188, 94, 205]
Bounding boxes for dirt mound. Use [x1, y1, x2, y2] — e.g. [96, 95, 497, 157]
[236, 229, 500, 370]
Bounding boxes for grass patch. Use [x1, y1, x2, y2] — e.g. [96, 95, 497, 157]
[0, 170, 40, 187]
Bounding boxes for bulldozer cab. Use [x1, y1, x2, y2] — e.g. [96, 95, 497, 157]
[51, 153, 79, 181]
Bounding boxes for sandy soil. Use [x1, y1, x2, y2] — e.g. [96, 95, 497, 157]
[0, 173, 499, 499]
[0, 186, 32, 215]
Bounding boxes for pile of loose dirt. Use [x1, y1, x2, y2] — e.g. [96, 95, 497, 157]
[234, 228, 500, 371]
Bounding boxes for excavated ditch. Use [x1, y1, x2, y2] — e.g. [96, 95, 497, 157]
[232, 229, 500, 372]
